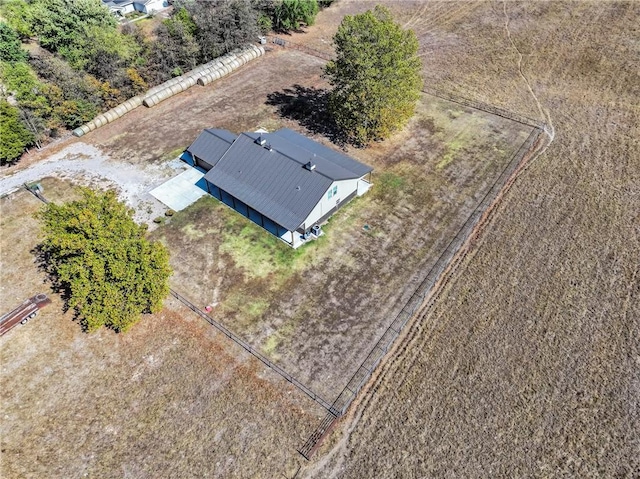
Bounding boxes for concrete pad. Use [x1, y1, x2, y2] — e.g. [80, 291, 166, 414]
[150, 168, 207, 211]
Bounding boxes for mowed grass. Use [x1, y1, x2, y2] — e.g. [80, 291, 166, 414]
[151, 93, 533, 400]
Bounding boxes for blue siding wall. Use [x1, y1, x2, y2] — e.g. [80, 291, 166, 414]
[277, 225, 288, 237]
[181, 151, 194, 166]
[248, 207, 262, 225]
[195, 176, 208, 192]
[263, 217, 278, 236]
[235, 199, 249, 218]
[206, 182, 290, 243]
[208, 183, 221, 200]
[221, 190, 234, 208]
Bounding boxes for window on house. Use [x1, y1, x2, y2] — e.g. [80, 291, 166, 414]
[333, 186, 338, 196]
[328, 188, 333, 199]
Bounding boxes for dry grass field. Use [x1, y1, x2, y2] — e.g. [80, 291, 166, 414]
[150, 93, 532, 401]
[1, 1, 637, 477]
[297, 1, 640, 477]
[0, 186, 325, 479]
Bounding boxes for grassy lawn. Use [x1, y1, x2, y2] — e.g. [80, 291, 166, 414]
[151, 93, 533, 401]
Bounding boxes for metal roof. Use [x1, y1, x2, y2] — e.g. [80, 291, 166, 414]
[186, 129, 235, 168]
[204, 134, 333, 231]
[271, 128, 372, 179]
[194, 128, 372, 231]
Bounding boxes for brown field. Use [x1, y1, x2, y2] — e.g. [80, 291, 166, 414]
[1, 0, 638, 477]
[0, 186, 325, 478]
[297, 1, 640, 477]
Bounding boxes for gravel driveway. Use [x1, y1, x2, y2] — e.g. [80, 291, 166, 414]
[0, 142, 188, 226]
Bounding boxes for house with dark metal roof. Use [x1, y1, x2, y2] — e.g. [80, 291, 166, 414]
[182, 128, 373, 248]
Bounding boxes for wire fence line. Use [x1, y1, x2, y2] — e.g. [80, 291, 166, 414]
[169, 289, 335, 412]
[299, 126, 544, 459]
[421, 87, 546, 130]
[265, 36, 334, 61]
[265, 36, 547, 132]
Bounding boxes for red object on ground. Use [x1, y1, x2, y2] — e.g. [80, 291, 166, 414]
[0, 294, 52, 336]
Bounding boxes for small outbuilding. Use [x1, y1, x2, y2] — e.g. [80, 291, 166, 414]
[103, 0, 166, 16]
[183, 128, 373, 248]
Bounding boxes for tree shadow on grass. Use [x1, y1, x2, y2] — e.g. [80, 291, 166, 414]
[266, 85, 346, 146]
[32, 243, 84, 330]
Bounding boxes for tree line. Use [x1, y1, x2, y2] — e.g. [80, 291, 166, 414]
[1, 0, 329, 165]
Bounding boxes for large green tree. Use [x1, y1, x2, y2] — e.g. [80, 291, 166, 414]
[325, 5, 423, 146]
[0, 100, 34, 164]
[37, 189, 171, 332]
[28, 0, 117, 65]
[183, 0, 260, 62]
[272, 0, 319, 32]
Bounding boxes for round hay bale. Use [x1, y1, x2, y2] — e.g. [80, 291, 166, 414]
[183, 76, 197, 88]
[113, 104, 128, 117]
[104, 110, 118, 123]
[169, 84, 182, 95]
[198, 71, 214, 86]
[143, 95, 156, 107]
[156, 88, 174, 104]
[126, 96, 144, 109]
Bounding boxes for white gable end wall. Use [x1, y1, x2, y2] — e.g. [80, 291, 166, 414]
[118, 3, 135, 14]
[133, 0, 164, 13]
[302, 178, 359, 229]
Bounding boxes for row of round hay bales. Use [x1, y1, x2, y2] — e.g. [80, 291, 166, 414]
[143, 45, 264, 107]
[73, 45, 265, 137]
[143, 48, 245, 105]
[143, 71, 201, 107]
[198, 45, 264, 86]
[73, 95, 144, 137]
[143, 55, 228, 98]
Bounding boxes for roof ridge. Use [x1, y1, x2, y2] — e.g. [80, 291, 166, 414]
[271, 129, 367, 179]
[239, 133, 336, 182]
